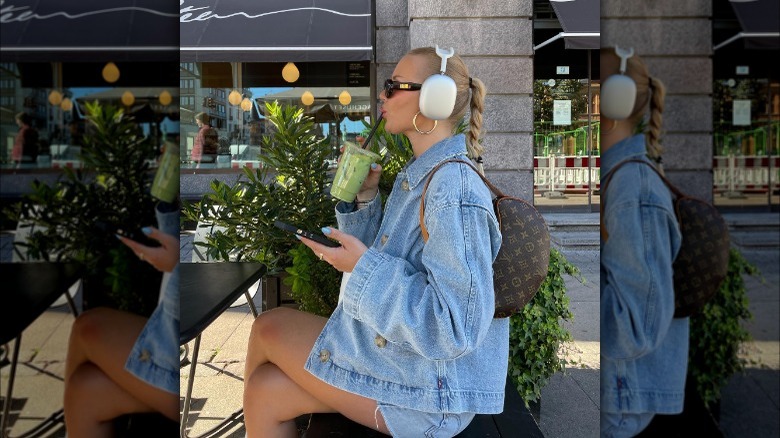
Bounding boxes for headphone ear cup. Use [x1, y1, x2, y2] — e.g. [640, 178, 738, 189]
[419, 74, 457, 120]
[601, 75, 637, 120]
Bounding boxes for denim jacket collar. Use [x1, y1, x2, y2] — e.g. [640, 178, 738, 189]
[601, 134, 648, 178]
[403, 134, 469, 190]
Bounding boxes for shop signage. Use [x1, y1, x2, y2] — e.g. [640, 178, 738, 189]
[346, 63, 369, 86]
[736, 66, 750, 75]
[553, 100, 572, 126]
[556, 66, 570, 75]
[733, 99, 751, 126]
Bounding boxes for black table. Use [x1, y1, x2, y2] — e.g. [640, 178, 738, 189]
[179, 262, 266, 345]
[1, 262, 82, 437]
[0, 263, 82, 345]
[179, 262, 266, 438]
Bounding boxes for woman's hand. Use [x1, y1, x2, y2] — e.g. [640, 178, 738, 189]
[117, 227, 179, 273]
[357, 162, 382, 202]
[297, 227, 367, 273]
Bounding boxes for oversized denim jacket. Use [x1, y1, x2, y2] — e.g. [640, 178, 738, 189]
[600, 134, 687, 414]
[124, 206, 180, 394]
[305, 134, 508, 414]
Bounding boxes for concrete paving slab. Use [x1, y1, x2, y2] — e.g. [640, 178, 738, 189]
[540, 370, 600, 438]
[721, 368, 780, 438]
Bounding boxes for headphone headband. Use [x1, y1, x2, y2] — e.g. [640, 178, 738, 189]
[435, 45, 455, 74]
[615, 46, 634, 75]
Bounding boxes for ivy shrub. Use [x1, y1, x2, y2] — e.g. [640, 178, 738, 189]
[509, 248, 577, 405]
[688, 248, 758, 408]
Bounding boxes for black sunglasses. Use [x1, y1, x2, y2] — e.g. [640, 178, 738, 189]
[383, 79, 422, 98]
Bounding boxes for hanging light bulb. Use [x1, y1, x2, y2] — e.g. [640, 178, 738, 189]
[240, 97, 252, 112]
[301, 90, 314, 106]
[102, 62, 120, 83]
[159, 90, 172, 106]
[48, 90, 63, 106]
[338, 90, 352, 105]
[282, 62, 300, 83]
[228, 90, 242, 106]
[121, 90, 135, 106]
[60, 98, 73, 112]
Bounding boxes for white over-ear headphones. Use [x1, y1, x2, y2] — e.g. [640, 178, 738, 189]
[418, 45, 458, 120]
[600, 46, 636, 120]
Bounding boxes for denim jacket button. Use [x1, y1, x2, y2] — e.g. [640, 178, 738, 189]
[401, 180, 410, 191]
[319, 349, 330, 362]
[374, 335, 387, 348]
[380, 235, 388, 245]
[139, 349, 151, 362]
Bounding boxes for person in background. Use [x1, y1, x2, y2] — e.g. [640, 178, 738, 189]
[12, 112, 39, 166]
[191, 112, 218, 165]
[599, 47, 685, 437]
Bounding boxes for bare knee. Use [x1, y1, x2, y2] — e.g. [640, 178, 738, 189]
[70, 307, 115, 346]
[250, 307, 296, 346]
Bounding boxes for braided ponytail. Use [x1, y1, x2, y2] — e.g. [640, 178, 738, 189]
[467, 77, 486, 163]
[645, 76, 666, 161]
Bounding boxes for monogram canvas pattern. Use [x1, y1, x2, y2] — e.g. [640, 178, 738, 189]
[420, 159, 550, 319]
[672, 196, 730, 317]
[492, 197, 550, 318]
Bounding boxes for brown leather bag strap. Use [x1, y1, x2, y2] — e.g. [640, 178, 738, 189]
[419, 159, 502, 242]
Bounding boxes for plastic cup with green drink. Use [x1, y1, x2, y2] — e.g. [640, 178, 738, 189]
[329, 115, 383, 203]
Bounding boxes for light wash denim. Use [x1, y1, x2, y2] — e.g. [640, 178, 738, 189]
[378, 402, 475, 437]
[124, 206, 180, 394]
[305, 134, 509, 416]
[600, 134, 688, 421]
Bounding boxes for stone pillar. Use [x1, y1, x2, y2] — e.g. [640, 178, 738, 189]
[602, 0, 714, 201]
[403, 0, 536, 200]
[376, 1, 411, 107]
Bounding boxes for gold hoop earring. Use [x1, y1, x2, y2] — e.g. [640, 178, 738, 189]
[413, 112, 437, 135]
[604, 119, 619, 134]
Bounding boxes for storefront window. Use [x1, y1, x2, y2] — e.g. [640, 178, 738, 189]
[533, 77, 600, 211]
[712, 77, 779, 209]
[0, 62, 178, 171]
[181, 61, 372, 172]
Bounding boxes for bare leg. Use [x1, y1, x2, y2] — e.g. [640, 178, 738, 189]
[244, 308, 390, 437]
[64, 308, 178, 435]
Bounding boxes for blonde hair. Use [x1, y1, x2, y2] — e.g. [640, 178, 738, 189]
[601, 48, 666, 161]
[407, 47, 486, 161]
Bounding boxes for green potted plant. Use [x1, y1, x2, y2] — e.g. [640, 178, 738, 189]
[5, 101, 161, 315]
[182, 102, 342, 315]
[688, 248, 758, 415]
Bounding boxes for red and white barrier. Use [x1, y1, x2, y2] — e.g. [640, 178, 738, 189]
[534, 156, 601, 194]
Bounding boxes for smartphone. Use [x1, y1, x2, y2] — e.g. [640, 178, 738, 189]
[116, 227, 161, 247]
[96, 221, 160, 247]
[274, 221, 340, 248]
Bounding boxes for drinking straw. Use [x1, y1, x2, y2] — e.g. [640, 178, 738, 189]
[360, 114, 383, 149]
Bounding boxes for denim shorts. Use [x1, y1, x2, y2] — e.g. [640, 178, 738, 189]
[377, 403, 475, 437]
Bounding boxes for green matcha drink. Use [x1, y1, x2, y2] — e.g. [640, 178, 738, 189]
[330, 142, 380, 202]
[151, 141, 180, 203]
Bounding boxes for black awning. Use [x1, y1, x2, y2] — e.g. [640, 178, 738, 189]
[0, 0, 178, 62]
[536, 0, 599, 50]
[179, 0, 373, 62]
[714, 0, 780, 50]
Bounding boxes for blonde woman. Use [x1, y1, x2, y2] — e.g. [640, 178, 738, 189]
[242, 47, 506, 437]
